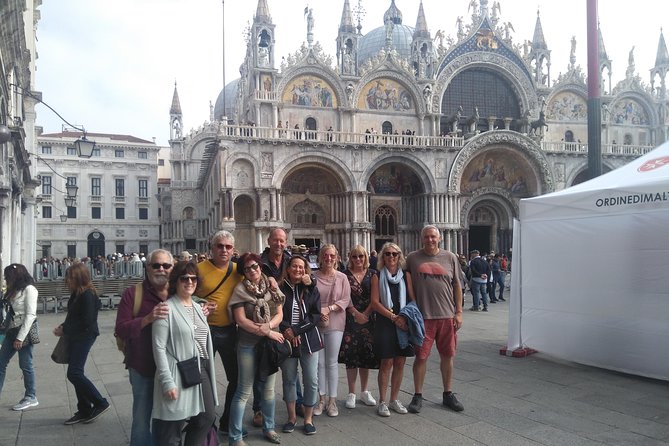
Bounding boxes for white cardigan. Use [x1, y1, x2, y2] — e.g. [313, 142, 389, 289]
[8, 285, 38, 342]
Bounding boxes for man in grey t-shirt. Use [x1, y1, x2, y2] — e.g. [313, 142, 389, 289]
[405, 225, 464, 413]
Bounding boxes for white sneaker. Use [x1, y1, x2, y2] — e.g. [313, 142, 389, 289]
[313, 399, 324, 416]
[389, 399, 408, 414]
[345, 392, 356, 409]
[377, 402, 390, 417]
[13, 397, 39, 411]
[360, 390, 377, 406]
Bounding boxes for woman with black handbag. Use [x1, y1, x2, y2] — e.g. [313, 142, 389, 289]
[152, 261, 217, 446]
[279, 255, 323, 436]
[0, 263, 39, 411]
[54, 262, 109, 425]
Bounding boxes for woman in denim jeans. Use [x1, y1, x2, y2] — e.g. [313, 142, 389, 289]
[278, 255, 323, 436]
[0, 264, 39, 411]
[54, 262, 109, 425]
[227, 253, 285, 446]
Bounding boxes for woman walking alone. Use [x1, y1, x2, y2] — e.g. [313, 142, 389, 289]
[54, 262, 110, 425]
[0, 264, 39, 410]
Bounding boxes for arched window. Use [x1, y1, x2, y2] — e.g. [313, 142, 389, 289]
[375, 206, 396, 236]
[382, 121, 393, 134]
[623, 133, 633, 145]
[305, 117, 317, 139]
[564, 130, 574, 142]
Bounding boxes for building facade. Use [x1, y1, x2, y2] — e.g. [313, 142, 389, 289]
[0, 0, 41, 279]
[35, 131, 161, 260]
[160, 0, 669, 256]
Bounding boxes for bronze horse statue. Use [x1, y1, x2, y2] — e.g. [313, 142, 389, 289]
[445, 105, 464, 133]
[530, 111, 548, 135]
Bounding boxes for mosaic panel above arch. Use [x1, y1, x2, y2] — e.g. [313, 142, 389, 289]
[367, 162, 424, 195]
[547, 92, 587, 121]
[281, 75, 337, 108]
[358, 78, 414, 112]
[611, 98, 649, 125]
[282, 165, 343, 194]
[461, 149, 537, 197]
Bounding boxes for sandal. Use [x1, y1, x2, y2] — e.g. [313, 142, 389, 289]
[264, 431, 281, 444]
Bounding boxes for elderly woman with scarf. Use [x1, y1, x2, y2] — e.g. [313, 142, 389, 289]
[370, 242, 415, 417]
[227, 252, 285, 446]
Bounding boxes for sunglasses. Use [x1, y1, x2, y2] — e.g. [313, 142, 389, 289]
[244, 263, 260, 273]
[350, 254, 365, 259]
[214, 243, 234, 251]
[151, 263, 173, 270]
[384, 252, 399, 257]
[179, 275, 198, 283]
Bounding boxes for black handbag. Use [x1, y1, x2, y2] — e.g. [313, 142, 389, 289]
[51, 336, 70, 364]
[176, 356, 202, 388]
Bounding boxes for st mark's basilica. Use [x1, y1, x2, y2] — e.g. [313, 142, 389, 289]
[159, 0, 669, 256]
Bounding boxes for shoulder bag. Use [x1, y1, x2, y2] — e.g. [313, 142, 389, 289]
[51, 335, 70, 364]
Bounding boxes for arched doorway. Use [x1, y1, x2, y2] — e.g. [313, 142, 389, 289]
[466, 200, 513, 255]
[233, 195, 255, 252]
[87, 231, 105, 258]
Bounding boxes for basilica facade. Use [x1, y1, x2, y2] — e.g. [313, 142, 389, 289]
[160, 0, 669, 256]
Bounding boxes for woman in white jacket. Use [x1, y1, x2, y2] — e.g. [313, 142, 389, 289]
[0, 264, 39, 411]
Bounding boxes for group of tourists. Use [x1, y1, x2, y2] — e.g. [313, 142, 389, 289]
[0, 224, 465, 446]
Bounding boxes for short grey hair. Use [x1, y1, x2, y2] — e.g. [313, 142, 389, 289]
[147, 249, 174, 265]
[421, 224, 440, 237]
[209, 230, 235, 248]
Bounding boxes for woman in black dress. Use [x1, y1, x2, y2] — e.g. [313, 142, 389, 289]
[370, 242, 415, 417]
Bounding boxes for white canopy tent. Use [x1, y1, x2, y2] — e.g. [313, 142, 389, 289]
[507, 141, 669, 381]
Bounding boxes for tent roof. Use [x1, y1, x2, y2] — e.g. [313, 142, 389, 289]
[521, 141, 669, 220]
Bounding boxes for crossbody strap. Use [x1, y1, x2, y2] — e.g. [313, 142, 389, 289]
[201, 262, 233, 299]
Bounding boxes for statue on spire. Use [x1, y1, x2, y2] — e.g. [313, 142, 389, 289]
[305, 7, 314, 47]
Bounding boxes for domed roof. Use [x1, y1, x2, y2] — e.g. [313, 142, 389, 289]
[358, 24, 415, 66]
[213, 78, 240, 122]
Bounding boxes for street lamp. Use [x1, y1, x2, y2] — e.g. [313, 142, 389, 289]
[64, 196, 76, 207]
[60, 215, 68, 222]
[75, 135, 96, 158]
[65, 183, 78, 198]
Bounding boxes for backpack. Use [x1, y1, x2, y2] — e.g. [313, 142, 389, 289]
[114, 283, 143, 359]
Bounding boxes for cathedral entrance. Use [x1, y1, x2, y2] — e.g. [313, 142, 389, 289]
[233, 195, 255, 253]
[87, 231, 105, 258]
[468, 225, 491, 253]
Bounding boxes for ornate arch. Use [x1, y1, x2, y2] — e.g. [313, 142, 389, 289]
[277, 65, 346, 109]
[354, 68, 426, 116]
[225, 152, 260, 188]
[272, 151, 354, 192]
[609, 92, 657, 125]
[449, 130, 554, 194]
[460, 187, 518, 229]
[360, 152, 436, 194]
[433, 53, 538, 117]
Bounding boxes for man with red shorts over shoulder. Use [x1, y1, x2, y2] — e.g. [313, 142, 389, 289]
[405, 225, 464, 413]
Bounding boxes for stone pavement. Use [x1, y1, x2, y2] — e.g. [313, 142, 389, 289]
[1, 300, 668, 446]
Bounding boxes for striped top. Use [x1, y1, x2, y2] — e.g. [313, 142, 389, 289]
[184, 305, 209, 359]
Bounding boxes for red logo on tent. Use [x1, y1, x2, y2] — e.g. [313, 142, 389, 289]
[637, 156, 669, 172]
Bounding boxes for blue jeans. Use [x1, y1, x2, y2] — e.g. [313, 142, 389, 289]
[495, 273, 506, 299]
[129, 368, 154, 446]
[470, 280, 489, 309]
[229, 342, 276, 444]
[0, 333, 36, 399]
[67, 336, 108, 415]
[281, 350, 319, 407]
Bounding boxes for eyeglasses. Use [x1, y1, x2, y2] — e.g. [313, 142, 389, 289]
[179, 275, 198, 283]
[151, 263, 173, 270]
[243, 263, 260, 273]
[214, 243, 234, 251]
[350, 254, 365, 259]
[384, 252, 399, 257]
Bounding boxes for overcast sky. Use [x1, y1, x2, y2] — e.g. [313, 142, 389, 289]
[35, 0, 667, 146]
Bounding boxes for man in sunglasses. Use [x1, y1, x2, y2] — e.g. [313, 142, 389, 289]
[115, 249, 174, 445]
[195, 230, 243, 436]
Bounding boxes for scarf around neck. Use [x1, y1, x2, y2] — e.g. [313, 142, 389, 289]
[379, 268, 405, 310]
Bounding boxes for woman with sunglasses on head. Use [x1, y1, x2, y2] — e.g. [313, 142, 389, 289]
[0, 264, 39, 411]
[152, 261, 217, 446]
[339, 245, 379, 410]
[278, 255, 323, 436]
[370, 243, 415, 417]
[54, 262, 110, 424]
[313, 244, 351, 417]
[228, 253, 285, 446]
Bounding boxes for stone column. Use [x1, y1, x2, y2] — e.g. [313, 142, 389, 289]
[504, 117, 513, 130]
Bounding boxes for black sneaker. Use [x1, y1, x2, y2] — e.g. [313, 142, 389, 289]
[64, 412, 88, 425]
[498, 297, 506, 301]
[469, 306, 479, 311]
[304, 423, 316, 435]
[482, 307, 488, 312]
[443, 392, 464, 412]
[407, 394, 423, 413]
[83, 402, 110, 424]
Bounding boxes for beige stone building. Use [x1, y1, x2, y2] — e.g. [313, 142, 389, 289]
[160, 0, 669, 256]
